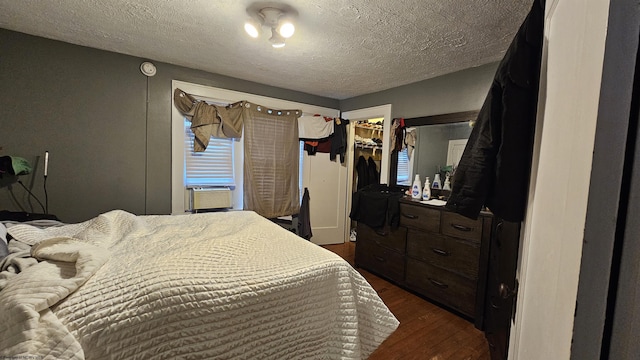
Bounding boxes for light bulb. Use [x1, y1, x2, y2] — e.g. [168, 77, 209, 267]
[278, 22, 295, 38]
[269, 28, 286, 48]
[244, 20, 260, 38]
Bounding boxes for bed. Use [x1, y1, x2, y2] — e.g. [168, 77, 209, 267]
[0, 210, 399, 359]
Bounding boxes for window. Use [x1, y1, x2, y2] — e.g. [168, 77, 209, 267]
[396, 147, 411, 186]
[171, 80, 340, 214]
[184, 119, 235, 187]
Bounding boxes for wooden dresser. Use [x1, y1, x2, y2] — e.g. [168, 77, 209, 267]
[355, 197, 492, 327]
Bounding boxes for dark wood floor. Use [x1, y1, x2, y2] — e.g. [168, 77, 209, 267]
[323, 242, 491, 360]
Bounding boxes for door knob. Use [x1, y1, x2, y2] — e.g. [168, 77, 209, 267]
[499, 283, 517, 299]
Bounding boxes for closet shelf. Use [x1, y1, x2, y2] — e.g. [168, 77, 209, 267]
[355, 124, 383, 130]
[355, 143, 382, 150]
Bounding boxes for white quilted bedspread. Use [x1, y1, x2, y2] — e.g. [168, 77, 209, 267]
[0, 210, 399, 359]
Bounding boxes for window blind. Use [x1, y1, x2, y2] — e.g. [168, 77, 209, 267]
[184, 119, 235, 187]
[397, 148, 410, 186]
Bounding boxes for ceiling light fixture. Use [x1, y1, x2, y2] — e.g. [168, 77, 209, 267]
[245, 3, 297, 48]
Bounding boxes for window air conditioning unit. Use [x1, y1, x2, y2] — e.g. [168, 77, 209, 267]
[187, 187, 233, 211]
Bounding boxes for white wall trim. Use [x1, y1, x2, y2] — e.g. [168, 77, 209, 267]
[342, 104, 393, 184]
[508, 0, 611, 358]
[342, 104, 392, 242]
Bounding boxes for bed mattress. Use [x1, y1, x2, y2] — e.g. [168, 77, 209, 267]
[0, 210, 398, 359]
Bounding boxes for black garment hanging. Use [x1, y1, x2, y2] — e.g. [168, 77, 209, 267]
[331, 118, 348, 163]
[298, 188, 312, 240]
[367, 157, 380, 186]
[356, 155, 369, 190]
[446, 0, 545, 222]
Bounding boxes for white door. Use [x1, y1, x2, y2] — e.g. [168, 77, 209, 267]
[447, 139, 468, 167]
[301, 151, 348, 245]
[342, 105, 393, 243]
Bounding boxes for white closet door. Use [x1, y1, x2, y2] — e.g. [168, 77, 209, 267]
[447, 139, 468, 167]
[302, 151, 347, 245]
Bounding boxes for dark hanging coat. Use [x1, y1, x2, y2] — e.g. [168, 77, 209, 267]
[367, 157, 380, 186]
[356, 156, 369, 190]
[445, 0, 545, 222]
[330, 118, 348, 163]
[298, 188, 312, 240]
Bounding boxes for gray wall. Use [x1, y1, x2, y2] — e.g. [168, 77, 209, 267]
[340, 62, 497, 118]
[0, 29, 337, 222]
[1, 28, 495, 223]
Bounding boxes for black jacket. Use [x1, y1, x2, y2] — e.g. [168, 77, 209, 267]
[330, 118, 348, 163]
[356, 156, 369, 190]
[446, 0, 545, 222]
[298, 187, 312, 240]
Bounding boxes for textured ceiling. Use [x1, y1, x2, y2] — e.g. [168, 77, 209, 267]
[0, 0, 534, 99]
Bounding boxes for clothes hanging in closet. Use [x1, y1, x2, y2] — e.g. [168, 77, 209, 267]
[356, 155, 380, 190]
[367, 157, 380, 186]
[356, 156, 369, 190]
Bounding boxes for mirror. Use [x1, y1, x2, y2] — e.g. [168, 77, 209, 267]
[390, 110, 479, 188]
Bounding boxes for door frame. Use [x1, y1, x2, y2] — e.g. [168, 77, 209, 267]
[342, 104, 392, 242]
[570, 0, 640, 358]
[509, 0, 621, 358]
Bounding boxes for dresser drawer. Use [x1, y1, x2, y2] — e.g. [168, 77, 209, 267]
[355, 239, 405, 283]
[406, 229, 481, 279]
[357, 223, 407, 253]
[405, 258, 477, 317]
[441, 212, 483, 243]
[399, 203, 440, 233]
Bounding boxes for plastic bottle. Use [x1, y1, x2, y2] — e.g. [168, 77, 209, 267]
[432, 173, 442, 189]
[422, 177, 431, 200]
[411, 174, 422, 199]
[443, 173, 452, 191]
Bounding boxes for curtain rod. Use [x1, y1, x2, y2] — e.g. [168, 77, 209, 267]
[178, 89, 339, 120]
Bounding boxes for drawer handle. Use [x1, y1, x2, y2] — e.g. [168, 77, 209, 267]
[428, 278, 448, 289]
[402, 213, 418, 219]
[431, 248, 450, 256]
[374, 229, 388, 236]
[374, 256, 386, 263]
[451, 223, 472, 232]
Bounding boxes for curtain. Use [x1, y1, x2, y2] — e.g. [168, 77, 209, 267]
[243, 102, 301, 218]
[173, 88, 243, 152]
